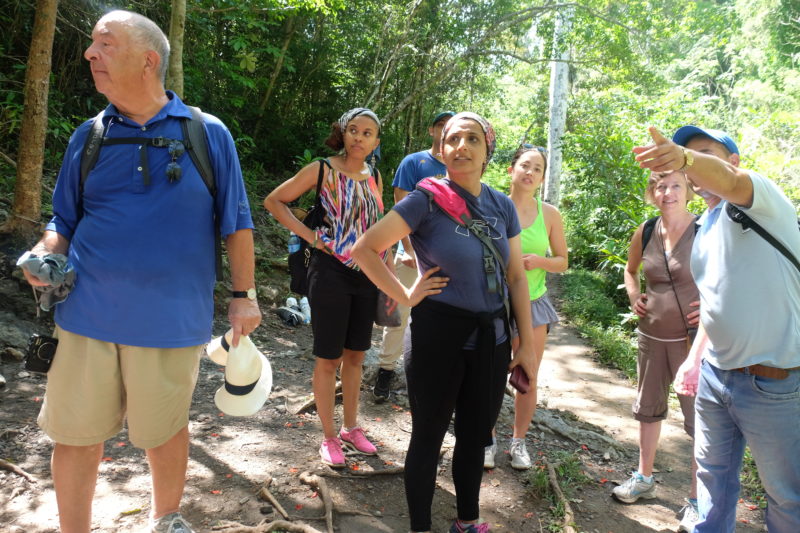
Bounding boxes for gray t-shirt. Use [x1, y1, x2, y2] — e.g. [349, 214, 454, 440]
[393, 179, 520, 343]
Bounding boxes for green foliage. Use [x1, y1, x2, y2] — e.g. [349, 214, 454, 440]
[528, 450, 590, 526]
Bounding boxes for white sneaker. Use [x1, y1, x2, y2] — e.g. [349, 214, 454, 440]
[612, 472, 657, 503]
[509, 439, 531, 470]
[150, 512, 194, 533]
[483, 443, 497, 469]
[678, 498, 699, 532]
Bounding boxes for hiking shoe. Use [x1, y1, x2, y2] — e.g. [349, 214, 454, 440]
[449, 520, 491, 532]
[483, 443, 497, 469]
[612, 472, 657, 503]
[319, 437, 346, 468]
[340, 426, 378, 455]
[678, 498, 699, 532]
[509, 440, 531, 470]
[150, 512, 194, 533]
[373, 368, 394, 403]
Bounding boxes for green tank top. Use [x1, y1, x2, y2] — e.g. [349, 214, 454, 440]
[520, 197, 549, 300]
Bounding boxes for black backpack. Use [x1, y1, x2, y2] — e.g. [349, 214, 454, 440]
[79, 106, 222, 280]
[641, 215, 699, 251]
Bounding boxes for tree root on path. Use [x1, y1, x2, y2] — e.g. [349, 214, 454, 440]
[545, 459, 577, 533]
[318, 465, 404, 478]
[212, 519, 323, 533]
[299, 471, 334, 533]
[0, 458, 36, 483]
[535, 409, 626, 458]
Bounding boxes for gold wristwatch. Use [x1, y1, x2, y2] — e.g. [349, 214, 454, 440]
[679, 147, 694, 172]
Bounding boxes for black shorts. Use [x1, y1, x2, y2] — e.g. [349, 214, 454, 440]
[307, 251, 377, 359]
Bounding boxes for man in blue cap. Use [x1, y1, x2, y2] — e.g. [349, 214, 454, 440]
[634, 125, 800, 532]
[373, 110, 454, 402]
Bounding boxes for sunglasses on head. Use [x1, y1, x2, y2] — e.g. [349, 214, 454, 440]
[521, 143, 547, 154]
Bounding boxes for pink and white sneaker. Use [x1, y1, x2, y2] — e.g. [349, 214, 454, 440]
[339, 426, 378, 455]
[319, 437, 346, 468]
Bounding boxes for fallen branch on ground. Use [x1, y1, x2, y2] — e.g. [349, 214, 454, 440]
[293, 382, 342, 414]
[545, 459, 577, 533]
[0, 458, 36, 483]
[318, 466, 404, 478]
[299, 471, 334, 533]
[212, 519, 323, 533]
[257, 486, 290, 520]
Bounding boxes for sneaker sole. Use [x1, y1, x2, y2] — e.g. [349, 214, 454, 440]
[341, 439, 378, 456]
[372, 391, 388, 403]
[483, 462, 495, 469]
[511, 462, 531, 471]
[320, 457, 346, 468]
[612, 491, 657, 504]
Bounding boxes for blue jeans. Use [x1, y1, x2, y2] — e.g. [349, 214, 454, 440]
[694, 360, 800, 533]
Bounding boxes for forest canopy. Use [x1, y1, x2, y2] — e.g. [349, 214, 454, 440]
[1, 0, 798, 271]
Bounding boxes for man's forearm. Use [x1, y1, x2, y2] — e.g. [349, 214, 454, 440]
[225, 228, 256, 290]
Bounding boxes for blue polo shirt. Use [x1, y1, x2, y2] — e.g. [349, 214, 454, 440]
[46, 92, 254, 348]
[691, 171, 800, 369]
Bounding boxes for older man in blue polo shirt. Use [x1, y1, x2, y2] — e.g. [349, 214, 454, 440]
[634, 126, 800, 532]
[21, 10, 260, 533]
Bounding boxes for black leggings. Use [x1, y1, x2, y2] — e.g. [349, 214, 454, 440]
[403, 300, 510, 532]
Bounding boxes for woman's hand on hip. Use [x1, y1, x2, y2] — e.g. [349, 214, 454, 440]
[404, 266, 448, 307]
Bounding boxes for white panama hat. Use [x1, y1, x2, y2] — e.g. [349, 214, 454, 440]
[207, 329, 233, 366]
[214, 335, 272, 417]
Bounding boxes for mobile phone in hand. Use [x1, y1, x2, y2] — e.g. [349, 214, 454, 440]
[509, 365, 530, 394]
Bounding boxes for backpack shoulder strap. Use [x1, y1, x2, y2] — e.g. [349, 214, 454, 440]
[182, 106, 215, 196]
[80, 111, 107, 190]
[726, 202, 800, 272]
[641, 215, 660, 251]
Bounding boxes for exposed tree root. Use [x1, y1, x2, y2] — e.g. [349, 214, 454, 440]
[0, 458, 36, 483]
[545, 459, 577, 533]
[212, 519, 323, 533]
[299, 471, 334, 533]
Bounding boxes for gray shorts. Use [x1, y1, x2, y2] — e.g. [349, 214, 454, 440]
[512, 292, 559, 337]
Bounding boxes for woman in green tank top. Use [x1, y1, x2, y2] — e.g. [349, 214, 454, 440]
[484, 145, 569, 471]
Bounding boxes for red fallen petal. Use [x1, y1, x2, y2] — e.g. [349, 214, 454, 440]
[211, 490, 221, 494]
[524, 512, 535, 518]
[350, 464, 360, 471]
[738, 498, 745, 503]
[102, 457, 113, 461]
[284, 422, 293, 428]
[746, 505, 758, 510]
[225, 474, 233, 478]
[739, 519, 749, 523]
[289, 468, 299, 473]
[218, 412, 224, 417]
[599, 478, 608, 484]
[295, 504, 303, 510]
[115, 442, 126, 447]
[311, 492, 318, 498]
[375, 417, 382, 422]
[210, 433, 219, 437]
[581, 444, 588, 450]
[384, 460, 394, 466]
[33, 397, 41, 402]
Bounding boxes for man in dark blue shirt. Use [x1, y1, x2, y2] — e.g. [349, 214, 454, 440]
[21, 10, 260, 533]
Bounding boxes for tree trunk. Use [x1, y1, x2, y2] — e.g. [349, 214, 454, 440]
[4, 0, 59, 235]
[166, 0, 186, 98]
[544, 6, 573, 207]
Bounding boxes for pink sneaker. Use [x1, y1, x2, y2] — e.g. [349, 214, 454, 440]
[319, 437, 346, 468]
[339, 426, 377, 455]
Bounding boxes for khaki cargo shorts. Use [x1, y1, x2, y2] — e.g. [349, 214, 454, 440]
[38, 326, 202, 449]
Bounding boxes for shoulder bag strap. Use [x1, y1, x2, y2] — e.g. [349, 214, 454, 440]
[726, 202, 800, 272]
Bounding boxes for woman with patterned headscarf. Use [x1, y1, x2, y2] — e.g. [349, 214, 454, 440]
[265, 108, 387, 469]
[352, 112, 537, 533]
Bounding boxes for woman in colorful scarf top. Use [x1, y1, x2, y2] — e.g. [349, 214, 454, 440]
[352, 112, 537, 533]
[264, 108, 386, 469]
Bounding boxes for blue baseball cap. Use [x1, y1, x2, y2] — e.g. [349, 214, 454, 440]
[672, 125, 739, 155]
[431, 111, 456, 126]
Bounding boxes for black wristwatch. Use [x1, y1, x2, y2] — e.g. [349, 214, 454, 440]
[231, 288, 257, 300]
